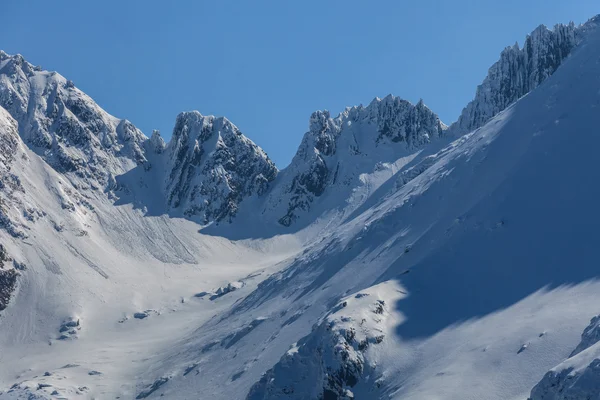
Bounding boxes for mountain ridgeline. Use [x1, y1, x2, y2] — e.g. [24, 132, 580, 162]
[0, 18, 595, 229]
[1, 14, 600, 400]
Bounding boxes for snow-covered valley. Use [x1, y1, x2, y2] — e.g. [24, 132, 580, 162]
[1, 15, 600, 400]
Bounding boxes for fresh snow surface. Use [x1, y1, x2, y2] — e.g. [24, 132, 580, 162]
[1, 15, 600, 400]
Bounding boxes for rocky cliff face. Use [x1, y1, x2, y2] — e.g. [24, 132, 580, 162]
[1, 17, 598, 230]
[530, 315, 600, 400]
[0, 105, 28, 238]
[454, 18, 600, 134]
[0, 51, 147, 190]
[0, 108, 23, 311]
[163, 111, 277, 223]
[266, 95, 446, 226]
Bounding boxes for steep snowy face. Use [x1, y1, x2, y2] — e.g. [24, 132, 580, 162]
[164, 111, 278, 223]
[454, 18, 598, 134]
[0, 51, 147, 190]
[266, 95, 446, 226]
[530, 315, 600, 400]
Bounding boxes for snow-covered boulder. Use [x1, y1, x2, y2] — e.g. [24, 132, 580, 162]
[246, 283, 402, 399]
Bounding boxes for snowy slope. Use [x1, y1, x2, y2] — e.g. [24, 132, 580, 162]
[0, 104, 302, 398]
[234, 16, 600, 399]
[2, 14, 600, 400]
[144, 14, 600, 399]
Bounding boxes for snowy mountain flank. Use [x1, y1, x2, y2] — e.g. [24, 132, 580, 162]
[1, 15, 600, 400]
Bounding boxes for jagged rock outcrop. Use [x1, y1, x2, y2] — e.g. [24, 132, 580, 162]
[247, 288, 394, 400]
[0, 105, 28, 238]
[455, 17, 600, 134]
[0, 51, 147, 190]
[266, 95, 446, 226]
[0, 244, 18, 311]
[530, 315, 600, 400]
[147, 129, 166, 154]
[163, 111, 277, 223]
[570, 316, 600, 358]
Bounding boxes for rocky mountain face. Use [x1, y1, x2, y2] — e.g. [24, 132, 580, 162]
[0, 51, 147, 191]
[0, 105, 28, 239]
[0, 52, 278, 226]
[0, 107, 24, 312]
[247, 283, 400, 399]
[265, 95, 446, 226]
[530, 315, 600, 400]
[454, 18, 599, 134]
[0, 244, 18, 312]
[161, 111, 277, 223]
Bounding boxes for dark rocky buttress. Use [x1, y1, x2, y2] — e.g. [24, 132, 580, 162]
[164, 111, 278, 223]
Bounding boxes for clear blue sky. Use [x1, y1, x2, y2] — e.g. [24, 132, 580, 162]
[1, 1, 597, 167]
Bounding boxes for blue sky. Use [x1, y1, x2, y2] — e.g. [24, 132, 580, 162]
[1, 1, 597, 167]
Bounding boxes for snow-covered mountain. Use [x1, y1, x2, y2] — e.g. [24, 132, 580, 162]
[1, 13, 600, 400]
[0, 51, 147, 190]
[263, 96, 446, 227]
[146, 111, 277, 223]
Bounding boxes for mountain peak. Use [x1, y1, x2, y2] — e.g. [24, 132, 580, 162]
[264, 94, 446, 227]
[148, 129, 166, 154]
[161, 111, 277, 223]
[0, 51, 147, 191]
